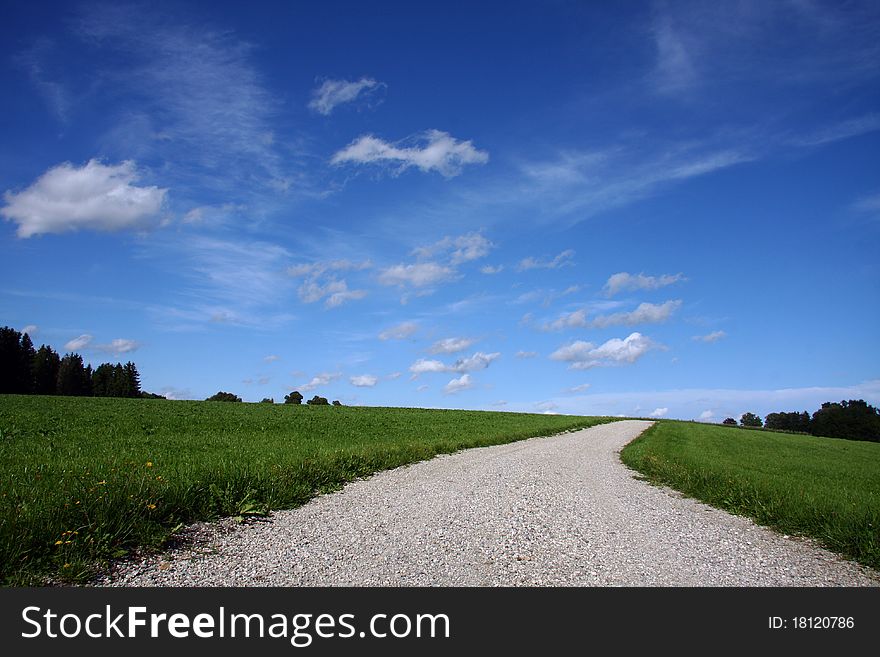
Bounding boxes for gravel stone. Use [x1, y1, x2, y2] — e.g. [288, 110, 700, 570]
[94, 420, 879, 587]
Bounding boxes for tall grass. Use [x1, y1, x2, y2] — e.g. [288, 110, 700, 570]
[0, 395, 613, 584]
[620, 420, 880, 570]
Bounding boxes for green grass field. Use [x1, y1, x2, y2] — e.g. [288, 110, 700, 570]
[0, 395, 613, 585]
[620, 420, 880, 570]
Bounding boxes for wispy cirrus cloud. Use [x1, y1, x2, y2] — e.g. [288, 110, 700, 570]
[309, 77, 384, 115]
[377, 262, 458, 288]
[331, 129, 489, 178]
[693, 330, 727, 343]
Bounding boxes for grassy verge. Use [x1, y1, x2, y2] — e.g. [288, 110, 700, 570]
[0, 395, 613, 585]
[620, 420, 880, 570]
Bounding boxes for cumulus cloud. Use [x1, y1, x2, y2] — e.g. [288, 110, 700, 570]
[410, 351, 500, 376]
[517, 249, 575, 272]
[300, 372, 341, 392]
[96, 338, 140, 354]
[591, 300, 682, 328]
[566, 383, 592, 393]
[516, 350, 538, 359]
[543, 309, 589, 331]
[378, 321, 418, 340]
[331, 129, 489, 178]
[550, 332, 660, 370]
[649, 407, 669, 418]
[542, 301, 680, 331]
[377, 262, 457, 288]
[409, 359, 449, 375]
[287, 259, 370, 308]
[699, 410, 714, 421]
[444, 373, 473, 394]
[21, 324, 38, 336]
[413, 232, 493, 265]
[264, 354, 280, 363]
[429, 337, 476, 354]
[693, 330, 727, 343]
[308, 77, 383, 115]
[603, 272, 685, 297]
[64, 334, 93, 351]
[2, 159, 167, 238]
[350, 374, 378, 387]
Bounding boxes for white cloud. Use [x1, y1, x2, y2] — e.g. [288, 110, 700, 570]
[491, 400, 508, 407]
[693, 330, 727, 343]
[603, 272, 685, 297]
[566, 384, 592, 393]
[264, 354, 280, 363]
[451, 352, 500, 372]
[699, 410, 715, 421]
[300, 372, 341, 392]
[331, 129, 489, 178]
[543, 309, 589, 331]
[516, 350, 538, 359]
[325, 284, 368, 309]
[550, 332, 660, 370]
[64, 334, 93, 351]
[287, 259, 372, 278]
[429, 337, 476, 354]
[481, 264, 503, 274]
[21, 324, 38, 336]
[652, 15, 698, 94]
[416, 384, 429, 392]
[852, 192, 880, 215]
[543, 300, 680, 331]
[591, 300, 682, 328]
[386, 372, 402, 380]
[444, 373, 473, 394]
[535, 401, 559, 412]
[308, 77, 383, 115]
[649, 407, 669, 418]
[793, 113, 880, 148]
[350, 374, 378, 388]
[409, 359, 449, 375]
[378, 321, 418, 340]
[378, 262, 457, 288]
[517, 249, 575, 271]
[413, 232, 493, 265]
[2, 160, 167, 238]
[96, 338, 139, 354]
[409, 351, 500, 376]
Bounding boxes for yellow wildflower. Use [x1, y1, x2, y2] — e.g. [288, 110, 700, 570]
[145, 461, 153, 467]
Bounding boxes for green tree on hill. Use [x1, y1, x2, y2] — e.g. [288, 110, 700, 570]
[206, 391, 242, 402]
[57, 353, 91, 396]
[811, 400, 880, 442]
[32, 345, 60, 395]
[740, 412, 762, 428]
[306, 395, 329, 405]
[284, 391, 303, 404]
[722, 418, 737, 425]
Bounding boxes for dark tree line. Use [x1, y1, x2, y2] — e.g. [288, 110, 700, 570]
[0, 326, 144, 398]
[724, 399, 880, 442]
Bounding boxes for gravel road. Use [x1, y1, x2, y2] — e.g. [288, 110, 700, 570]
[96, 420, 879, 586]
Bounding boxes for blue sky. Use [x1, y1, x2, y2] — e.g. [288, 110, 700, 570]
[1, 0, 879, 420]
